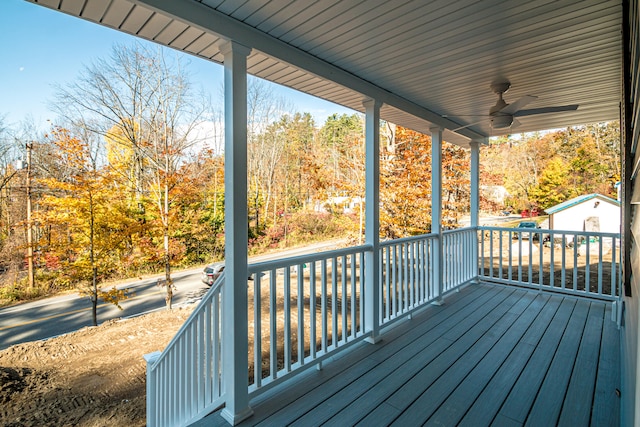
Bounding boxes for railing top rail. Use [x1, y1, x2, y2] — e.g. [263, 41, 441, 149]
[247, 244, 372, 273]
[478, 225, 621, 239]
[149, 272, 225, 371]
[377, 227, 475, 248]
[443, 227, 478, 235]
[380, 232, 438, 247]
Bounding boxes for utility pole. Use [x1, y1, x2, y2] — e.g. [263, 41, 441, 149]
[26, 143, 34, 289]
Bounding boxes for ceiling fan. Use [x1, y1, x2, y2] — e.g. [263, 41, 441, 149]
[451, 81, 579, 131]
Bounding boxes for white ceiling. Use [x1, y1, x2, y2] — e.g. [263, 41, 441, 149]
[27, 0, 623, 147]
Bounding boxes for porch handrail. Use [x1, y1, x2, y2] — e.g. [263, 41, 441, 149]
[478, 226, 622, 301]
[442, 227, 478, 292]
[378, 230, 477, 326]
[248, 244, 373, 271]
[145, 272, 225, 427]
[145, 234, 479, 426]
[246, 244, 371, 398]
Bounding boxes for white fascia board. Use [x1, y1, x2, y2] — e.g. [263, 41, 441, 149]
[131, 0, 486, 141]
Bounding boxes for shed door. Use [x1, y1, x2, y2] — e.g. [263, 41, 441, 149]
[584, 216, 600, 232]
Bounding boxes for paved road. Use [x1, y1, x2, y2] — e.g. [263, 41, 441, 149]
[0, 240, 343, 350]
[458, 214, 530, 227]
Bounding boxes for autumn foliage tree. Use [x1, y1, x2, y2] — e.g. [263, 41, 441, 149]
[482, 123, 620, 213]
[380, 127, 432, 238]
[36, 126, 132, 326]
[56, 43, 208, 310]
[442, 143, 470, 228]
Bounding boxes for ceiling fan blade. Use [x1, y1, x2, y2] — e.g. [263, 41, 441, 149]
[500, 95, 538, 114]
[514, 104, 579, 117]
[451, 120, 485, 132]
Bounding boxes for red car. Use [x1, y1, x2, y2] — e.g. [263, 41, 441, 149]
[520, 208, 540, 218]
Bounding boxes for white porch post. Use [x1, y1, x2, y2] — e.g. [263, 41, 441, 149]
[431, 127, 444, 303]
[363, 98, 381, 344]
[470, 140, 481, 283]
[470, 140, 480, 228]
[219, 40, 253, 425]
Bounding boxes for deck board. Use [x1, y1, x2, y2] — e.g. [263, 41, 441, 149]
[387, 296, 528, 425]
[591, 304, 621, 426]
[457, 295, 564, 426]
[256, 285, 492, 426]
[523, 299, 591, 426]
[290, 288, 520, 426]
[195, 283, 620, 427]
[494, 297, 579, 424]
[558, 302, 605, 426]
[425, 293, 553, 426]
[318, 288, 513, 426]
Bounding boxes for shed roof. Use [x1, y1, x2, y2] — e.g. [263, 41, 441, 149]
[545, 193, 620, 215]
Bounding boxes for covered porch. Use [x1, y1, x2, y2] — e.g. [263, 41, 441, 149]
[24, 1, 633, 426]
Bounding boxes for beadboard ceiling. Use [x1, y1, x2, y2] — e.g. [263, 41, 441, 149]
[27, 0, 622, 146]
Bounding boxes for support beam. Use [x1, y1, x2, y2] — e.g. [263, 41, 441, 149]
[219, 40, 254, 426]
[431, 127, 444, 303]
[363, 98, 382, 344]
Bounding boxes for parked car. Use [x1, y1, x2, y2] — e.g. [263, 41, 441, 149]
[201, 262, 254, 286]
[201, 262, 224, 286]
[515, 221, 540, 240]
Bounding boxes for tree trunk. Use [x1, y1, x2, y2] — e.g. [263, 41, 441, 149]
[164, 230, 172, 310]
[91, 267, 98, 327]
[163, 179, 173, 310]
[90, 194, 98, 326]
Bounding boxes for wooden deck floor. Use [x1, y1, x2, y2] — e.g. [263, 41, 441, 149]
[196, 283, 620, 427]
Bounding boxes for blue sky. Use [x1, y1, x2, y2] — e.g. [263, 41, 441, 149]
[0, 0, 354, 130]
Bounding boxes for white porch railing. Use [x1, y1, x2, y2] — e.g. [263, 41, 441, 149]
[478, 226, 622, 301]
[145, 272, 224, 427]
[143, 229, 481, 426]
[246, 245, 370, 396]
[443, 228, 478, 292]
[378, 229, 477, 324]
[379, 234, 437, 323]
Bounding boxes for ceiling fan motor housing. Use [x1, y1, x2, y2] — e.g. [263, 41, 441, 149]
[491, 115, 513, 128]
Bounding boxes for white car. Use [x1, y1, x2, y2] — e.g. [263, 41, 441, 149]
[201, 263, 224, 286]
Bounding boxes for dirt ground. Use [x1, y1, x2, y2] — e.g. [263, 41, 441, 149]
[0, 306, 194, 427]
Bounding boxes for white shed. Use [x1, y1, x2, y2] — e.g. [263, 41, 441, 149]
[545, 193, 620, 234]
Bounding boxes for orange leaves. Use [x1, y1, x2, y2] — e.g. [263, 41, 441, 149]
[45, 126, 91, 172]
[380, 127, 433, 238]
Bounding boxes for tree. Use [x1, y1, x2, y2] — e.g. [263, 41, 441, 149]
[37, 126, 131, 326]
[246, 78, 293, 236]
[140, 64, 206, 310]
[442, 143, 470, 228]
[380, 127, 432, 238]
[480, 123, 620, 213]
[173, 149, 226, 264]
[529, 157, 573, 208]
[54, 42, 207, 309]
